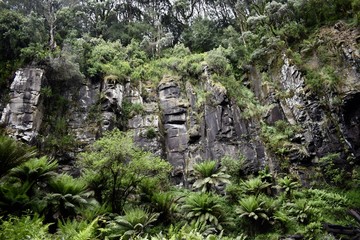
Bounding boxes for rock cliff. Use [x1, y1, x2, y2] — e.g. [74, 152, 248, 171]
[0, 26, 359, 184]
[0, 68, 44, 142]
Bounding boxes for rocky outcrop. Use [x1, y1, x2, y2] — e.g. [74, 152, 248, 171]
[156, 76, 266, 184]
[0, 26, 358, 184]
[260, 52, 360, 176]
[67, 81, 100, 145]
[0, 68, 44, 142]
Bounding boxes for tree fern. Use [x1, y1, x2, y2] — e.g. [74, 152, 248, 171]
[105, 207, 159, 239]
[0, 135, 36, 178]
[182, 192, 229, 231]
[193, 160, 231, 192]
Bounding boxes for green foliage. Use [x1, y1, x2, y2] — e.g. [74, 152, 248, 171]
[0, 181, 33, 215]
[286, 199, 317, 224]
[0, 135, 37, 178]
[318, 153, 347, 185]
[40, 86, 53, 98]
[305, 66, 341, 94]
[78, 129, 172, 213]
[182, 192, 229, 231]
[192, 160, 231, 193]
[182, 17, 221, 52]
[240, 177, 271, 196]
[277, 176, 300, 198]
[121, 100, 145, 122]
[300, 188, 348, 223]
[87, 40, 130, 82]
[214, 73, 266, 119]
[342, 189, 360, 208]
[205, 47, 232, 75]
[236, 195, 270, 235]
[145, 127, 157, 139]
[261, 120, 303, 157]
[0, 214, 51, 240]
[103, 207, 159, 239]
[297, 0, 353, 27]
[48, 48, 85, 82]
[221, 156, 245, 183]
[352, 0, 360, 24]
[237, 196, 269, 222]
[9, 156, 57, 196]
[0, 0, 358, 238]
[57, 218, 99, 240]
[150, 191, 180, 224]
[44, 174, 95, 220]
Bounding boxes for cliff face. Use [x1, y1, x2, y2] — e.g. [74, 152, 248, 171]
[0, 68, 44, 142]
[1, 26, 359, 184]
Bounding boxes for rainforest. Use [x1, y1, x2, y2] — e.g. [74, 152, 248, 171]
[0, 0, 359, 239]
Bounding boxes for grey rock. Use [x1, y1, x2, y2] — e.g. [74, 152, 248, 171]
[0, 68, 44, 142]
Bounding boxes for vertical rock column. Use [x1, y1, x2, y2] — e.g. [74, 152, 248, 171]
[158, 78, 189, 181]
[0, 68, 44, 142]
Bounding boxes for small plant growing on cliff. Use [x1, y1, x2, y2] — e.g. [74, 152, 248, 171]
[277, 176, 300, 198]
[318, 153, 347, 186]
[261, 120, 301, 156]
[40, 86, 52, 98]
[221, 155, 245, 184]
[145, 127, 157, 139]
[122, 100, 144, 119]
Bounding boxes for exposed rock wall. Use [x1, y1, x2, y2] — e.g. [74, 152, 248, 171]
[0, 68, 44, 142]
[155, 76, 266, 183]
[0, 26, 358, 183]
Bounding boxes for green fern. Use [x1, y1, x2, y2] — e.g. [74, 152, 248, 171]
[192, 160, 231, 192]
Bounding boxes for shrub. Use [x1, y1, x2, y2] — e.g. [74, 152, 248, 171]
[0, 214, 51, 240]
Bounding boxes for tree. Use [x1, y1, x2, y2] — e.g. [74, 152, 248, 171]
[87, 39, 130, 81]
[78, 129, 172, 213]
[181, 17, 221, 52]
[150, 191, 181, 224]
[0, 181, 33, 215]
[192, 160, 230, 193]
